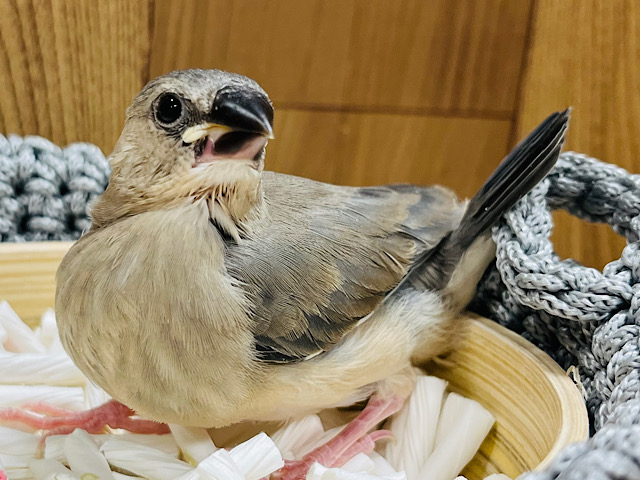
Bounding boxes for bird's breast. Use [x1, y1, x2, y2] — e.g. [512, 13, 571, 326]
[55, 203, 262, 426]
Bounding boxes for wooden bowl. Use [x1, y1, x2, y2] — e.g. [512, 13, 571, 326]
[0, 241, 589, 479]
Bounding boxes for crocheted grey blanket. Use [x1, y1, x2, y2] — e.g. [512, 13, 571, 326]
[1, 134, 639, 479]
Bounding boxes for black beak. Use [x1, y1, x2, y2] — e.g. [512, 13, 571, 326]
[210, 87, 274, 138]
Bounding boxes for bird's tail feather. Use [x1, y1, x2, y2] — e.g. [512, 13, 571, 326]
[398, 109, 570, 308]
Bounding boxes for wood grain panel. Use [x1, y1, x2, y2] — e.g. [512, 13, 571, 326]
[149, 0, 353, 107]
[516, 0, 636, 268]
[268, 109, 512, 198]
[342, 0, 532, 114]
[267, 110, 347, 184]
[0, 0, 151, 155]
[150, 0, 532, 114]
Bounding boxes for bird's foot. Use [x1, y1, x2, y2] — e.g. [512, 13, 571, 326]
[0, 399, 170, 437]
[271, 394, 403, 480]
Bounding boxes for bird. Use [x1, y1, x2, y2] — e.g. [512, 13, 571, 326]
[1, 69, 569, 478]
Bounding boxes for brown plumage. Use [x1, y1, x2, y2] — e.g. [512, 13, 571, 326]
[49, 69, 568, 473]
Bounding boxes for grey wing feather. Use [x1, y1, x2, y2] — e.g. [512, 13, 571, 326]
[224, 173, 463, 363]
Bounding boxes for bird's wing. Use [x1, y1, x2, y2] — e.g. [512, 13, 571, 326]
[224, 172, 463, 363]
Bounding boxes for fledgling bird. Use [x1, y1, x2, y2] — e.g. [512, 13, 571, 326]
[3, 70, 568, 476]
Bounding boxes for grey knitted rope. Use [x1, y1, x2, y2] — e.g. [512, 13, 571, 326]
[0, 134, 110, 242]
[472, 152, 640, 480]
[1, 135, 639, 479]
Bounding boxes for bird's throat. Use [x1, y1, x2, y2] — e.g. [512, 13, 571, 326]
[90, 158, 262, 232]
[192, 161, 263, 242]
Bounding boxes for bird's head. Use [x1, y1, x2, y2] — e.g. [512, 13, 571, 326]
[92, 69, 274, 229]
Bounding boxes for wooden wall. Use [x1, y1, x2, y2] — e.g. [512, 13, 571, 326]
[0, 0, 636, 268]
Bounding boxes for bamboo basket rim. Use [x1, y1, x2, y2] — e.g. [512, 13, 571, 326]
[466, 315, 589, 470]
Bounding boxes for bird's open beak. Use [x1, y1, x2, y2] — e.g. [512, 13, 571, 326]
[182, 87, 274, 167]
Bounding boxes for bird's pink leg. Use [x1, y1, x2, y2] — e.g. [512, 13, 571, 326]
[271, 394, 404, 480]
[0, 400, 170, 436]
[332, 429, 394, 466]
[18, 402, 76, 417]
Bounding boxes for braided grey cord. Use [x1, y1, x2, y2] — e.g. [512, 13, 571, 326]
[1, 136, 638, 478]
[472, 152, 640, 479]
[0, 134, 110, 242]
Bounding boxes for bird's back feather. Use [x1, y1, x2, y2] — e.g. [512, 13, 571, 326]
[225, 173, 464, 362]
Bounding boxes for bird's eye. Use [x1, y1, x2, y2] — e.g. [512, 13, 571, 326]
[155, 93, 184, 125]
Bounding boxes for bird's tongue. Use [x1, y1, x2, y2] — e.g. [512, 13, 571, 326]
[195, 131, 268, 166]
